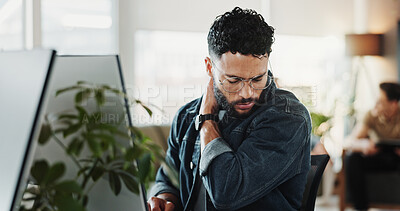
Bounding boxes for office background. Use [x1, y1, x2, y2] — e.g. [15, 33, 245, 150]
[1, 0, 400, 210]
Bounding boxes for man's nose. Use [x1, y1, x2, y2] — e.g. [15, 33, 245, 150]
[238, 82, 253, 98]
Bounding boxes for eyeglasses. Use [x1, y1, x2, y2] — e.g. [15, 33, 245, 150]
[211, 60, 273, 93]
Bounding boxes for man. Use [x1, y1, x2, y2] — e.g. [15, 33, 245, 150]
[148, 7, 311, 211]
[346, 82, 400, 211]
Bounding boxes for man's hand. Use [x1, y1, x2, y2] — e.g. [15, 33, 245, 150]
[361, 140, 378, 156]
[199, 78, 221, 152]
[147, 193, 178, 211]
[349, 138, 378, 156]
[395, 147, 400, 156]
[200, 78, 219, 115]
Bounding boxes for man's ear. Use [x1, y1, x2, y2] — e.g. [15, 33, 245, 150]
[204, 57, 213, 77]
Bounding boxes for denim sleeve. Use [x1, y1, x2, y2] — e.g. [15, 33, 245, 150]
[200, 112, 311, 210]
[199, 137, 232, 176]
[148, 113, 181, 199]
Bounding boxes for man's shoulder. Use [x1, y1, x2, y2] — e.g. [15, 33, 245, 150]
[172, 97, 201, 124]
[249, 88, 312, 134]
[245, 88, 311, 142]
[176, 97, 201, 115]
[363, 110, 377, 126]
[270, 88, 310, 120]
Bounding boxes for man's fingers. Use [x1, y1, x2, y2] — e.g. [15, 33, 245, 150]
[147, 196, 176, 211]
[208, 76, 214, 85]
[208, 78, 215, 93]
[164, 201, 175, 211]
[204, 77, 213, 96]
[147, 197, 164, 211]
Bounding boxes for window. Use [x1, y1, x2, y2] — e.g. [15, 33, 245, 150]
[133, 32, 346, 125]
[0, 0, 23, 50]
[132, 30, 208, 125]
[41, 0, 117, 54]
[271, 34, 346, 114]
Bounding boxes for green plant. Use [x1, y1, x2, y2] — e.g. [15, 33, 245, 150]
[310, 112, 331, 137]
[20, 81, 165, 211]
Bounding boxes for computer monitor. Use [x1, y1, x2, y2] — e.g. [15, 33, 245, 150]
[32, 55, 147, 211]
[0, 49, 56, 211]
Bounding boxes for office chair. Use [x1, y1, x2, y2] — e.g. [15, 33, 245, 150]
[300, 154, 330, 211]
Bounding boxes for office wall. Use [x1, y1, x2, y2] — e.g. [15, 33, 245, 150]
[118, 0, 356, 87]
[118, 0, 400, 117]
[367, 0, 400, 81]
[129, 0, 262, 32]
[118, 0, 263, 87]
[123, 0, 355, 35]
[270, 0, 354, 36]
[353, 0, 400, 115]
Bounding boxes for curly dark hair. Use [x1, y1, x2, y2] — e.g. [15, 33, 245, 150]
[207, 7, 275, 59]
[380, 82, 400, 102]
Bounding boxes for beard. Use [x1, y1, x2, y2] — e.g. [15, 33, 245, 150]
[213, 80, 259, 119]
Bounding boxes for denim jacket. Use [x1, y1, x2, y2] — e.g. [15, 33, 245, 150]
[150, 82, 311, 211]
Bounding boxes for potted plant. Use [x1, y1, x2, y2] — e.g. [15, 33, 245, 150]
[310, 112, 331, 138]
[20, 81, 165, 211]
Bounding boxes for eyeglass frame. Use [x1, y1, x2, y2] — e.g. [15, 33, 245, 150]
[211, 60, 274, 93]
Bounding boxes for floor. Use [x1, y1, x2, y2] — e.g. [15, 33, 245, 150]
[314, 195, 400, 211]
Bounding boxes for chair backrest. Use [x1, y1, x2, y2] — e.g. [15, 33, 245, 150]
[300, 154, 330, 211]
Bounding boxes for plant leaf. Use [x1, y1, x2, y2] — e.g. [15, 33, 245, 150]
[77, 81, 88, 85]
[58, 120, 73, 126]
[126, 165, 138, 177]
[108, 171, 122, 195]
[138, 153, 151, 183]
[75, 140, 85, 156]
[105, 160, 125, 170]
[82, 194, 89, 207]
[91, 133, 115, 144]
[57, 114, 79, 120]
[144, 142, 163, 154]
[53, 180, 82, 194]
[101, 85, 111, 89]
[77, 166, 91, 177]
[75, 88, 92, 104]
[96, 124, 130, 139]
[90, 166, 104, 182]
[95, 89, 105, 106]
[67, 138, 82, 156]
[87, 137, 102, 158]
[55, 85, 81, 97]
[113, 129, 131, 139]
[130, 127, 144, 141]
[142, 104, 153, 116]
[110, 88, 123, 95]
[135, 100, 153, 116]
[75, 105, 88, 122]
[38, 123, 52, 145]
[135, 100, 151, 116]
[63, 123, 82, 138]
[125, 147, 136, 162]
[119, 172, 139, 194]
[86, 132, 114, 153]
[44, 162, 65, 185]
[54, 194, 85, 211]
[31, 160, 49, 184]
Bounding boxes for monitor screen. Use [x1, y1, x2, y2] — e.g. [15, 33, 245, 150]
[0, 49, 56, 211]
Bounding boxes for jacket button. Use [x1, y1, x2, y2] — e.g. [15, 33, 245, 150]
[190, 161, 194, 170]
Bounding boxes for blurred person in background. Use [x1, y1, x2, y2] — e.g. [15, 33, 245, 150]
[346, 82, 400, 211]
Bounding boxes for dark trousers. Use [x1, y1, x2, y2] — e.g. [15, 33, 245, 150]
[345, 150, 400, 210]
